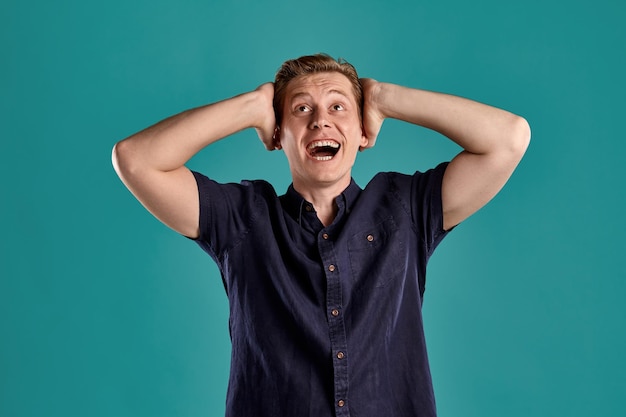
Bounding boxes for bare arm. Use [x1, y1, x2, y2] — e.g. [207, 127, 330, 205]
[112, 83, 277, 238]
[361, 79, 531, 231]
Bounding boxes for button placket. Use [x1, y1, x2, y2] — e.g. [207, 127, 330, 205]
[318, 229, 350, 416]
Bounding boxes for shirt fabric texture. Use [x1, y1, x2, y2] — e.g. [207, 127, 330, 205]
[192, 162, 450, 417]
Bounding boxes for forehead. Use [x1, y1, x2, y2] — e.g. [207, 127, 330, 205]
[285, 72, 356, 102]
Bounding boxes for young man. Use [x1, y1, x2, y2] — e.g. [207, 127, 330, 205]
[112, 54, 530, 417]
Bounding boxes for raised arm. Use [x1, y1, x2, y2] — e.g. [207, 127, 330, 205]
[112, 83, 277, 238]
[361, 79, 530, 231]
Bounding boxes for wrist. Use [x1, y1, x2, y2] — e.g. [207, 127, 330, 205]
[235, 90, 265, 131]
[249, 84, 275, 130]
[369, 82, 397, 120]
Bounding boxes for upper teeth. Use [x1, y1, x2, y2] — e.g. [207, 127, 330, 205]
[307, 140, 339, 150]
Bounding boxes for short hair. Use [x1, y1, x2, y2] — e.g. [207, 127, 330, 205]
[273, 53, 363, 125]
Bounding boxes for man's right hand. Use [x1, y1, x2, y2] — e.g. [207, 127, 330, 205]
[253, 82, 279, 151]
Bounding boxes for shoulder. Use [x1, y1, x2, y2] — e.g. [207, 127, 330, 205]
[192, 171, 280, 233]
[364, 163, 448, 199]
[191, 174, 281, 256]
[359, 164, 450, 238]
[192, 171, 278, 201]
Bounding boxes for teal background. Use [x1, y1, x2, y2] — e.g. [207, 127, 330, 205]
[2, 0, 625, 416]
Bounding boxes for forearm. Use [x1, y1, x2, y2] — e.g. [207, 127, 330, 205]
[373, 82, 529, 155]
[113, 90, 266, 174]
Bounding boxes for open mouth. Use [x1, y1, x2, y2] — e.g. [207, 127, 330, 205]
[307, 140, 341, 161]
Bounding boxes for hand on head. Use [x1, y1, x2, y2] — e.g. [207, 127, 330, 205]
[254, 82, 279, 151]
[359, 78, 385, 151]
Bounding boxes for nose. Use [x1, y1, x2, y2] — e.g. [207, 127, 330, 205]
[309, 109, 332, 129]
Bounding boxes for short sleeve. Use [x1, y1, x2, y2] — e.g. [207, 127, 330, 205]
[409, 162, 450, 255]
[191, 171, 268, 261]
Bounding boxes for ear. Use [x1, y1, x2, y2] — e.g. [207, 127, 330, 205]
[359, 128, 368, 150]
[273, 127, 282, 150]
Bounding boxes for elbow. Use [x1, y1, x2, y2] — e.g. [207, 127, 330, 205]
[111, 140, 126, 178]
[507, 115, 531, 160]
[111, 139, 140, 181]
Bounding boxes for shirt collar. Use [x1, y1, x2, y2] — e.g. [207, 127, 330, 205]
[280, 179, 362, 224]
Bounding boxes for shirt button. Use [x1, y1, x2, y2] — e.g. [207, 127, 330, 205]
[338, 400, 345, 407]
[328, 264, 336, 272]
[305, 205, 312, 212]
[367, 234, 374, 242]
[322, 233, 329, 240]
[336, 351, 345, 359]
[331, 309, 340, 317]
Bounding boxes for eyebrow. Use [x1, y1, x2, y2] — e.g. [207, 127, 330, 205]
[289, 89, 351, 103]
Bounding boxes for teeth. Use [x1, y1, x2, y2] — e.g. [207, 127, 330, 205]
[307, 140, 340, 150]
[307, 140, 340, 161]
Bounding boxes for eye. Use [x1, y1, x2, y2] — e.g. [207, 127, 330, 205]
[332, 104, 345, 111]
[296, 105, 311, 112]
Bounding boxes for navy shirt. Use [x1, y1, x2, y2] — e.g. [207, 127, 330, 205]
[192, 162, 450, 417]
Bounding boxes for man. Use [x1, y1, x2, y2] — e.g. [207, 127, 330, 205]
[112, 53, 530, 417]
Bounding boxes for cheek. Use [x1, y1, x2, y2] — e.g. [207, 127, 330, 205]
[344, 121, 365, 145]
[281, 117, 306, 135]
[280, 136, 301, 158]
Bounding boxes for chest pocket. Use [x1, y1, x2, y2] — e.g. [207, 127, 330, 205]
[348, 217, 406, 290]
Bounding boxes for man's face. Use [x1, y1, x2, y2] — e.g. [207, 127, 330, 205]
[278, 72, 367, 192]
